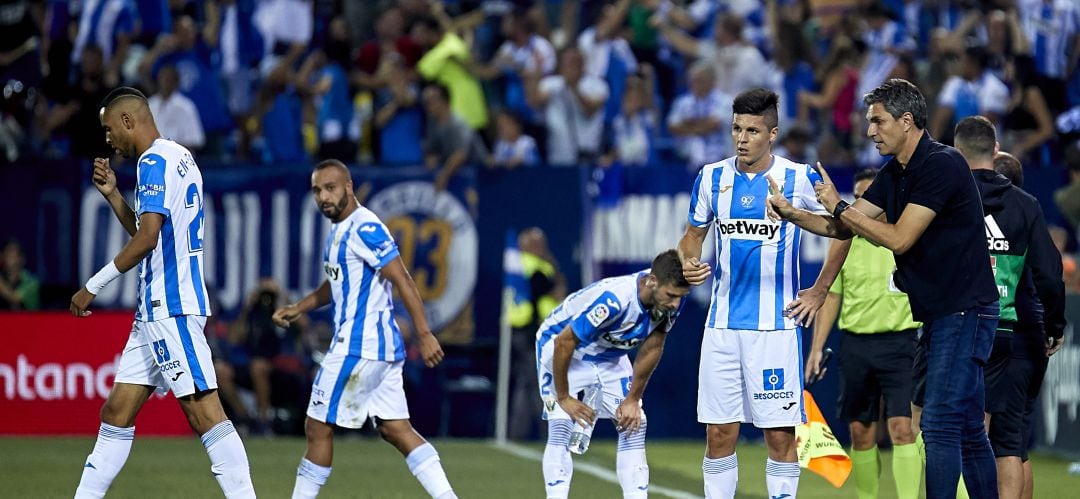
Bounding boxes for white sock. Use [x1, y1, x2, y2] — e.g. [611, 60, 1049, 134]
[406, 442, 456, 498]
[543, 419, 575, 499]
[703, 453, 738, 499]
[75, 423, 134, 499]
[202, 420, 256, 499]
[616, 418, 648, 498]
[765, 458, 800, 499]
[291, 458, 331, 499]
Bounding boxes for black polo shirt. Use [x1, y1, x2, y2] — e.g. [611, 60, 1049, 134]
[861, 132, 998, 322]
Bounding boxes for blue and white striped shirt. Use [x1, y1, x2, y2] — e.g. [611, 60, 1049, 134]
[688, 155, 826, 331]
[134, 139, 210, 321]
[1020, 0, 1080, 79]
[323, 205, 405, 362]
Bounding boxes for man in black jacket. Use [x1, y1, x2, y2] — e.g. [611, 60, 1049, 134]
[953, 116, 1066, 499]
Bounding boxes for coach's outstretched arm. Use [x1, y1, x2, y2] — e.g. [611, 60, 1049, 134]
[617, 328, 668, 435]
[764, 165, 853, 240]
[273, 280, 332, 326]
[70, 211, 163, 316]
[678, 224, 711, 286]
[381, 257, 446, 368]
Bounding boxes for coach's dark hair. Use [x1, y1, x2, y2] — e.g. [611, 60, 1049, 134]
[853, 168, 879, 184]
[100, 86, 147, 110]
[651, 250, 690, 287]
[732, 88, 779, 129]
[953, 115, 996, 160]
[314, 158, 349, 171]
[993, 152, 1024, 187]
[862, 78, 927, 129]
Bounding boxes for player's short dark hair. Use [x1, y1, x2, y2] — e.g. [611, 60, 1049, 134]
[993, 152, 1023, 187]
[100, 86, 147, 110]
[651, 250, 689, 287]
[853, 168, 879, 184]
[954, 115, 996, 160]
[314, 158, 349, 172]
[732, 88, 779, 129]
[862, 78, 927, 129]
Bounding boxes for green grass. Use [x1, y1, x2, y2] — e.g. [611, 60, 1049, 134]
[1, 437, 1076, 498]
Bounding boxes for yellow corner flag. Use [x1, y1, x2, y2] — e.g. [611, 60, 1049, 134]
[796, 390, 852, 488]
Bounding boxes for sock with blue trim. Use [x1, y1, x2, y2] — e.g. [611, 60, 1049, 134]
[703, 453, 737, 499]
[202, 420, 256, 499]
[74, 423, 134, 499]
[765, 458, 800, 499]
[616, 418, 649, 499]
[406, 442, 456, 498]
[543, 419, 575, 499]
[292, 457, 331, 499]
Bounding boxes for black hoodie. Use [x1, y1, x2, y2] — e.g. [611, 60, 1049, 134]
[973, 169, 1065, 339]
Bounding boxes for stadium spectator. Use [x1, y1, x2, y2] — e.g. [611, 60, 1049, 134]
[421, 84, 486, 191]
[1055, 141, 1080, 230]
[42, 44, 111, 159]
[70, 0, 135, 87]
[667, 61, 731, 169]
[606, 64, 658, 167]
[253, 0, 313, 76]
[1048, 225, 1080, 292]
[139, 16, 232, 154]
[930, 45, 1009, 143]
[354, 6, 422, 90]
[577, 0, 637, 122]
[1017, 0, 1080, 113]
[372, 58, 424, 166]
[489, 110, 540, 169]
[769, 0, 817, 125]
[470, 7, 556, 125]
[301, 17, 358, 162]
[774, 125, 817, 166]
[0, 0, 42, 88]
[805, 168, 923, 499]
[252, 63, 306, 163]
[525, 46, 609, 166]
[861, 1, 916, 58]
[204, 0, 265, 123]
[797, 37, 862, 161]
[1001, 56, 1055, 167]
[657, 13, 770, 97]
[412, 14, 489, 130]
[148, 65, 205, 150]
[0, 239, 39, 310]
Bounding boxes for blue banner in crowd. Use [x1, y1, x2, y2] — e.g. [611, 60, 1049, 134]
[62, 164, 479, 341]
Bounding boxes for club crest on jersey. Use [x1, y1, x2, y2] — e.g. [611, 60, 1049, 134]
[740, 194, 755, 208]
[586, 304, 610, 327]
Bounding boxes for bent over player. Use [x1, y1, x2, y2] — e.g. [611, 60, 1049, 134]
[71, 87, 255, 498]
[272, 159, 456, 499]
[537, 249, 690, 499]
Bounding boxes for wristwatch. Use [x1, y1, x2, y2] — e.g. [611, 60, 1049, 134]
[832, 200, 850, 219]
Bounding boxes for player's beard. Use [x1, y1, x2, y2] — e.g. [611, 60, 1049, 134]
[321, 195, 349, 222]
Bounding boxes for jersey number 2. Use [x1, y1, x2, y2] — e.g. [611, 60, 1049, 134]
[185, 184, 204, 253]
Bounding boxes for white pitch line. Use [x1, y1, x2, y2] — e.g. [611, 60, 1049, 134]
[491, 440, 702, 499]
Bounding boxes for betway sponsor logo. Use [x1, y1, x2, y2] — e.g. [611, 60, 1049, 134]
[985, 215, 1010, 251]
[0, 355, 118, 400]
[718, 219, 780, 241]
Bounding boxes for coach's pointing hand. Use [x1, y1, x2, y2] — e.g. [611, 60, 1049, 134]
[418, 332, 445, 368]
[765, 174, 795, 222]
[812, 162, 841, 213]
[682, 257, 711, 286]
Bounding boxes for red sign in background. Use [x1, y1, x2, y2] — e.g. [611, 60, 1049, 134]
[0, 312, 191, 435]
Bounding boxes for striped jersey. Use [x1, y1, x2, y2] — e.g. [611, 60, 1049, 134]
[688, 154, 826, 330]
[134, 138, 210, 321]
[323, 205, 405, 361]
[1019, 0, 1080, 79]
[536, 271, 680, 363]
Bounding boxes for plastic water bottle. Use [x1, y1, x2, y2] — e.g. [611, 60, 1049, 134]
[567, 382, 603, 454]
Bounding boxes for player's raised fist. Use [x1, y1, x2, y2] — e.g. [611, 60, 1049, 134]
[92, 158, 117, 197]
[682, 257, 711, 286]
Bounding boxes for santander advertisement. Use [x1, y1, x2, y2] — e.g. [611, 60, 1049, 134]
[1, 312, 190, 435]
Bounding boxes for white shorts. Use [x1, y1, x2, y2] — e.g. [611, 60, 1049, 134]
[307, 353, 409, 429]
[697, 327, 805, 428]
[537, 343, 635, 421]
[114, 316, 217, 398]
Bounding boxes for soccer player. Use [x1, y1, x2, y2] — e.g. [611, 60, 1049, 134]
[271, 159, 456, 499]
[537, 249, 690, 499]
[679, 88, 843, 499]
[70, 87, 255, 498]
[804, 168, 923, 499]
[953, 116, 1066, 499]
[769, 79, 1000, 499]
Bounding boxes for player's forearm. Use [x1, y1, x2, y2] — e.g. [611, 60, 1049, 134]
[811, 238, 852, 291]
[105, 191, 138, 236]
[112, 232, 158, 272]
[677, 231, 704, 263]
[626, 332, 666, 401]
[789, 210, 852, 239]
[396, 273, 436, 337]
[296, 281, 331, 313]
[552, 332, 577, 400]
[811, 293, 840, 353]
